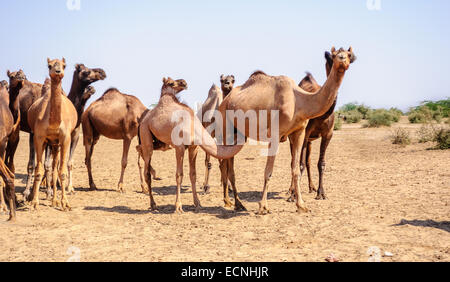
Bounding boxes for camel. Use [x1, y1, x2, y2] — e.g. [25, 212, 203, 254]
[82, 87, 149, 193]
[218, 47, 356, 214]
[198, 75, 236, 195]
[287, 50, 343, 201]
[6, 64, 105, 198]
[0, 81, 20, 221]
[27, 58, 78, 210]
[138, 78, 244, 213]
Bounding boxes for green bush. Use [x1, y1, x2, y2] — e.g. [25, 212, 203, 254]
[433, 128, 450, 150]
[339, 103, 358, 112]
[422, 98, 450, 118]
[356, 104, 371, 119]
[391, 128, 411, 146]
[343, 110, 363, 124]
[366, 109, 401, 128]
[388, 108, 403, 122]
[408, 106, 433, 123]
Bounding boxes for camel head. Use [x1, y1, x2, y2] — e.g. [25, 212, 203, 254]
[330, 47, 357, 73]
[220, 74, 235, 95]
[75, 64, 107, 85]
[82, 86, 96, 101]
[0, 80, 9, 92]
[162, 77, 188, 95]
[47, 57, 66, 80]
[7, 69, 26, 88]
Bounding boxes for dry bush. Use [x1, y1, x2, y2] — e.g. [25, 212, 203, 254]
[417, 124, 436, 143]
[391, 128, 411, 146]
[433, 128, 450, 150]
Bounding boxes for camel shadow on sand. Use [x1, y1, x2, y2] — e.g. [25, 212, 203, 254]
[83, 204, 250, 219]
[393, 219, 450, 233]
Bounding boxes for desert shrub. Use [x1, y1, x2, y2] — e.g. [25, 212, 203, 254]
[356, 104, 371, 119]
[339, 102, 358, 112]
[408, 106, 433, 123]
[343, 110, 363, 124]
[417, 124, 436, 143]
[366, 109, 401, 128]
[334, 113, 342, 131]
[422, 98, 450, 118]
[391, 128, 411, 146]
[388, 108, 403, 122]
[433, 128, 450, 150]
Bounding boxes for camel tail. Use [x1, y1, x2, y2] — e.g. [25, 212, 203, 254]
[193, 116, 244, 160]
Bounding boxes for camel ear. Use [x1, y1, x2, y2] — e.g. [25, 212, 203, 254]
[162, 77, 167, 84]
[348, 47, 357, 64]
[220, 74, 225, 82]
[7, 70, 11, 78]
[47, 58, 51, 65]
[331, 46, 337, 57]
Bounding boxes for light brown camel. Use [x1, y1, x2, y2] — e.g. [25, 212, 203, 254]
[198, 75, 236, 195]
[138, 78, 244, 213]
[0, 81, 20, 221]
[82, 87, 148, 192]
[27, 58, 78, 210]
[287, 50, 353, 201]
[218, 47, 356, 214]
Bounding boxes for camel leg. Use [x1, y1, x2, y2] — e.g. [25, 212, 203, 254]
[316, 135, 331, 200]
[0, 160, 15, 221]
[23, 133, 36, 201]
[201, 154, 212, 194]
[219, 159, 232, 207]
[174, 146, 185, 214]
[67, 128, 80, 194]
[291, 131, 309, 213]
[50, 146, 61, 208]
[188, 146, 201, 212]
[136, 147, 147, 193]
[0, 183, 7, 214]
[5, 126, 19, 173]
[258, 153, 276, 215]
[117, 138, 131, 193]
[227, 157, 247, 211]
[0, 139, 7, 213]
[43, 145, 54, 199]
[139, 129, 157, 209]
[287, 139, 295, 198]
[29, 136, 46, 210]
[58, 137, 71, 211]
[84, 137, 97, 191]
[305, 141, 316, 193]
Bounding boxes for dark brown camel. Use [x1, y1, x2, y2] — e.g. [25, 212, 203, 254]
[0, 81, 20, 221]
[199, 75, 235, 195]
[82, 88, 148, 193]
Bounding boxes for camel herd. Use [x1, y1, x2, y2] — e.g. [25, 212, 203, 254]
[0, 46, 356, 221]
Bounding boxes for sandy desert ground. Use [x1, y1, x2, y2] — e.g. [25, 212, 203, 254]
[0, 118, 449, 262]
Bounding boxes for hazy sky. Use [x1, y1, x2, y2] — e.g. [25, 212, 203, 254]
[1, 0, 449, 111]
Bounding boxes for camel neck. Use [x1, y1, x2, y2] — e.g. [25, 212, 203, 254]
[68, 75, 88, 126]
[8, 82, 22, 118]
[49, 77, 63, 129]
[295, 66, 345, 119]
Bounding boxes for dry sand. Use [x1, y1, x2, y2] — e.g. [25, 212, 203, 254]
[1, 118, 449, 262]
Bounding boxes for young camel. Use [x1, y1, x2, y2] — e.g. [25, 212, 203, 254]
[199, 75, 235, 195]
[138, 78, 244, 213]
[27, 58, 78, 210]
[219, 47, 356, 214]
[0, 81, 20, 221]
[82, 88, 148, 192]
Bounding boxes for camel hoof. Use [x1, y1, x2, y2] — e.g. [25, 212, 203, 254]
[51, 199, 60, 208]
[287, 195, 296, 203]
[296, 206, 310, 213]
[309, 186, 317, 193]
[315, 194, 327, 200]
[30, 201, 39, 211]
[202, 185, 210, 194]
[174, 203, 184, 214]
[149, 204, 158, 211]
[257, 203, 270, 215]
[23, 190, 31, 201]
[234, 202, 247, 212]
[153, 177, 162, 181]
[7, 215, 16, 222]
[61, 200, 71, 212]
[89, 184, 97, 191]
[0, 204, 8, 214]
[194, 204, 202, 213]
[224, 201, 233, 208]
